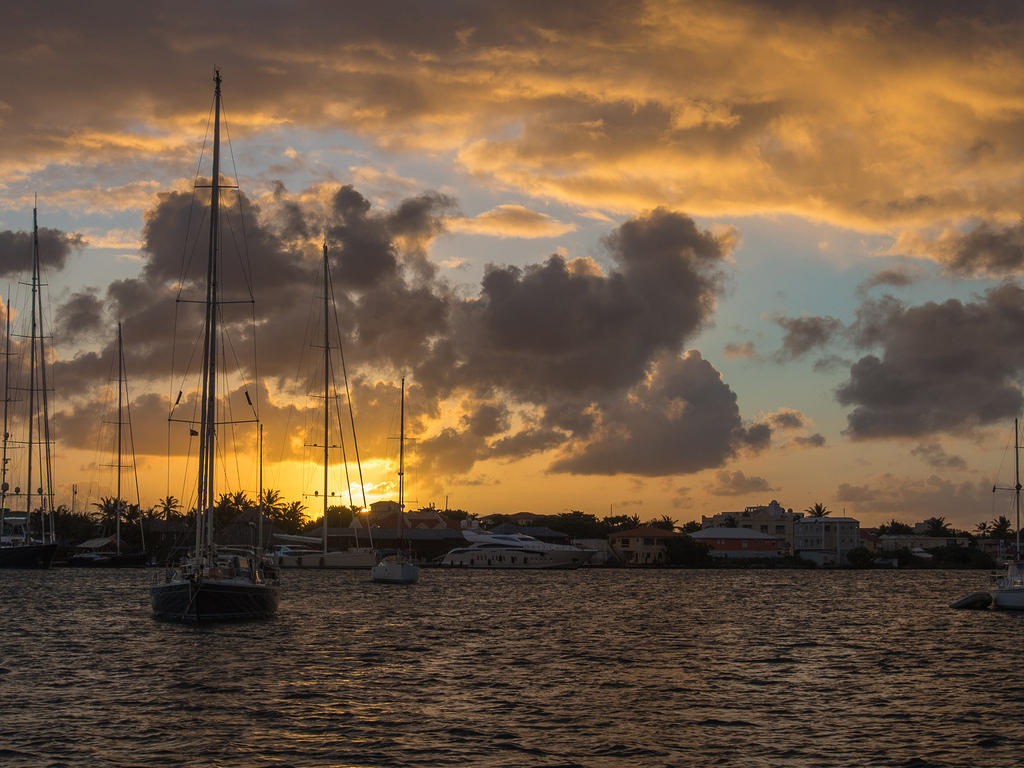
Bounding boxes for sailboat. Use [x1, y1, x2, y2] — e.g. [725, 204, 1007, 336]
[0, 208, 58, 569]
[151, 71, 278, 621]
[991, 418, 1024, 609]
[371, 377, 419, 584]
[71, 323, 147, 567]
[271, 243, 375, 569]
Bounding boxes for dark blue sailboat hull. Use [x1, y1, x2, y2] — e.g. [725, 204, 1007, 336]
[151, 577, 278, 622]
[0, 543, 58, 569]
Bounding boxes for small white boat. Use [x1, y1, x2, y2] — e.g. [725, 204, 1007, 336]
[440, 530, 596, 569]
[371, 551, 419, 584]
[992, 559, 1024, 609]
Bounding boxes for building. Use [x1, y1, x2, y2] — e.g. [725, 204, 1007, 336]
[701, 499, 803, 554]
[608, 526, 678, 565]
[794, 516, 861, 565]
[875, 533, 972, 553]
[690, 527, 781, 559]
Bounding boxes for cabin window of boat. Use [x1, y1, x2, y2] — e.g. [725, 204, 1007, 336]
[643, 538, 655, 546]
[620, 539, 630, 547]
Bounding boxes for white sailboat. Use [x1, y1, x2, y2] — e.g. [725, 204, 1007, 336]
[0, 208, 58, 569]
[272, 242, 375, 569]
[991, 418, 1024, 609]
[151, 71, 278, 621]
[371, 377, 419, 584]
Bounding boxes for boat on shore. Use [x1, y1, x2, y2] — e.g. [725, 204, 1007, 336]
[440, 530, 596, 569]
[151, 71, 278, 622]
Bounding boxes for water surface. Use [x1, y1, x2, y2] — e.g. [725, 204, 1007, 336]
[1, 568, 1021, 767]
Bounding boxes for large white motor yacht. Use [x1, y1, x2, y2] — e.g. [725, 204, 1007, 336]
[440, 530, 595, 569]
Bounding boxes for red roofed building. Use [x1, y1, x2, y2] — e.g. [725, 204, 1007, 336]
[690, 527, 781, 559]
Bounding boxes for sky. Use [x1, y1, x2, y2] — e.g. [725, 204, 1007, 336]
[3, 0, 1024, 530]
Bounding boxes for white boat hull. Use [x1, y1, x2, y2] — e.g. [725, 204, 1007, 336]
[440, 542, 594, 569]
[371, 558, 419, 584]
[991, 587, 1024, 610]
[991, 560, 1024, 609]
[274, 548, 376, 569]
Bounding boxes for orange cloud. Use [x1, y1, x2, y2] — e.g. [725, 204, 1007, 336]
[449, 204, 576, 238]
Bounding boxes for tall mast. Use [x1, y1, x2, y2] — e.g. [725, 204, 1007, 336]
[116, 322, 123, 556]
[195, 70, 222, 558]
[398, 377, 405, 540]
[322, 242, 330, 556]
[258, 423, 264, 552]
[1, 292, 10, 535]
[26, 208, 38, 541]
[36, 211, 55, 543]
[1016, 418, 1021, 562]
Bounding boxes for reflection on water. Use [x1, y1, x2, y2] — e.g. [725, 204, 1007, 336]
[1, 568, 1022, 767]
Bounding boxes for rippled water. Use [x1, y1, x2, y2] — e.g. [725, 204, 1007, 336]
[1, 568, 1022, 767]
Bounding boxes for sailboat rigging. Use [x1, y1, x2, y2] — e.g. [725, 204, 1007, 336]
[990, 418, 1024, 609]
[71, 323, 147, 567]
[371, 377, 419, 584]
[271, 243, 375, 568]
[0, 207, 58, 569]
[151, 71, 278, 621]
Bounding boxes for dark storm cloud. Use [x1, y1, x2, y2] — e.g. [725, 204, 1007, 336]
[418, 207, 731, 404]
[0, 227, 84, 277]
[939, 220, 1024, 276]
[708, 470, 776, 496]
[486, 428, 568, 460]
[837, 284, 1024, 437]
[770, 409, 804, 429]
[836, 482, 877, 503]
[54, 289, 105, 344]
[549, 351, 749, 476]
[54, 186, 747, 478]
[859, 267, 917, 291]
[775, 315, 841, 361]
[794, 433, 826, 447]
[911, 442, 967, 470]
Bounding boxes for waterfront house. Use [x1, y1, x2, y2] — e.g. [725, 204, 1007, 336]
[690, 527, 781, 559]
[609, 526, 678, 565]
[794, 516, 860, 565]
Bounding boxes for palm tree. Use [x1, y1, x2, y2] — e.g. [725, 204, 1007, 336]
[804, 502, 831, 517]
[279, 500, 308, 535]
[975, 520, 991, 536]
[260, 488, 284, 516]
[651, 514, 678, 531]
[156, 495, 181, 520]
[990, 515, 1014, 541]
[923, 516, 951, 537]
[878, 519, 913, 535]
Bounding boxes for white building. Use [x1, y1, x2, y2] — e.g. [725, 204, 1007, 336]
[794, 517, 860, 566]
